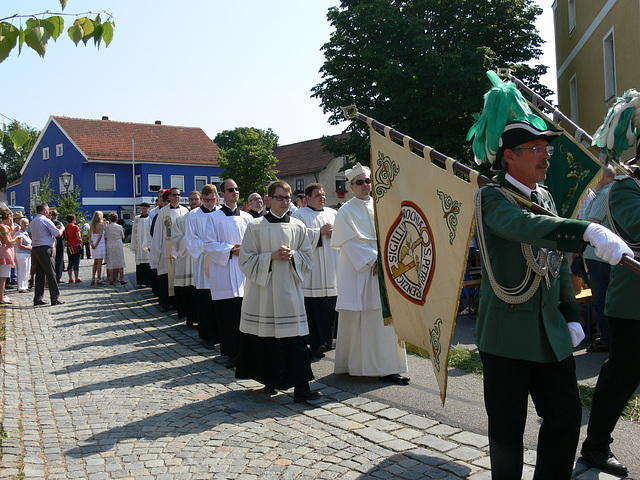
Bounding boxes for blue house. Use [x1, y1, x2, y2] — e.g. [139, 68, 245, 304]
[8, 115, 221, 221]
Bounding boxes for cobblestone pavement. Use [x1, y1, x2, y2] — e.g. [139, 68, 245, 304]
[0, 260, 624, 479]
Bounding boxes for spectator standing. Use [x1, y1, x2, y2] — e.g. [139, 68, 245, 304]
[0, 207, 19, 304]
[90, 211, 106, 284]
[15, 217, 32, 293]
[236, 180, 320, 402]
[31, 203, 64, 306]
[105, 212, 126, 285]
[64, 214, 82, 283]
[292, 183, 340, 358]
[331, 163, 409, 385]
[50, 209, 65, 283]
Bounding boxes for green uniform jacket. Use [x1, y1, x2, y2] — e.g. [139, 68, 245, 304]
[605, 177, 640, 321]
[476, 177, 588, 362]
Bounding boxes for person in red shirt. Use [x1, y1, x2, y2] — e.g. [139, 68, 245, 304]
[65, 214, 82, 283]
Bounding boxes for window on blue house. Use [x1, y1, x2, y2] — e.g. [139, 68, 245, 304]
[56, 144, 63, 157]
[43, 147, 49, 160]
[148, 174, 162, 192]
[135, 175, 141, 195]
[96, 173, 116, 191]
[194, 176, 207, 192]
[10, 191, 15, 206]
[171, 175, 184, 192]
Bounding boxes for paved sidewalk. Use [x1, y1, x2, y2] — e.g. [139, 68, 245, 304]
[0, 260, 626, 479]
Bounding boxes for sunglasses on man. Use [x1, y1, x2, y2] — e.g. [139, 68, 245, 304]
[351, 178, 371, 186]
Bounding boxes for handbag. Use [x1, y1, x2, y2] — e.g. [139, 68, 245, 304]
[67, 244, 82, 255]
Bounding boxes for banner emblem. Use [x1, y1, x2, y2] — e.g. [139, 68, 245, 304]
[385, 201, 435, 305]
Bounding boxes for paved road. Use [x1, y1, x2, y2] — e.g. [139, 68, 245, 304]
[0, 248, 636, 479]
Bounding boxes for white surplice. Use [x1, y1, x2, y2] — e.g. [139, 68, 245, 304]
[204, 208, 253, 300]
[291, 206, 339, 297]
[239, 215, 313, 339]
[185, 206, 217, 291]
[150, 205, 189, 276]
[331, 196, 408, 376]
[130, 215, 150, 265]
[171, 212, 193, 287]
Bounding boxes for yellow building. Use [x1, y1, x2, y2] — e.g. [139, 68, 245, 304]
[553, 0, 640, 151]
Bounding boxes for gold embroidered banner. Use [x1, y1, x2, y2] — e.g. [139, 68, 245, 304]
[371, 127, 477, 403]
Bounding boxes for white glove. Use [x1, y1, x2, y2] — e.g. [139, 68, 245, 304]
[583, 223, 634, 265]
[567, 322, 585, 347]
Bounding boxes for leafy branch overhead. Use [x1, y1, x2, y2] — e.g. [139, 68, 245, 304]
[0, 0, 115, 63]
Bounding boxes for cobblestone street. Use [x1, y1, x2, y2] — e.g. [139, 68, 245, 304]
[0, 257, 625, 479]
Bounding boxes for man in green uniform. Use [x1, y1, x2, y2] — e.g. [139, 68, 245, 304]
[469, 73, 633, 480]
[580, 89, 640, 477]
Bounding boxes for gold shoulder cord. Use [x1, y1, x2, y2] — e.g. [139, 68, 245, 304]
[474, 187, 548, 304]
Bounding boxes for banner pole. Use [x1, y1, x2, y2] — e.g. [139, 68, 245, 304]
[341, 105, 640, 275]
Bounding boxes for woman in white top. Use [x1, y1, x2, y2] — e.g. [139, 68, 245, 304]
[15, 217, 32, 293]
[89, 211, 106, 285]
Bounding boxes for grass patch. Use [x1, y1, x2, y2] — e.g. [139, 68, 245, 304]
[448, 345, 483, 375]
[579, 385, 640, 422]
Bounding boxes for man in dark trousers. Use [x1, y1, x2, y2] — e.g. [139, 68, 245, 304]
[30, 203, 65, 306]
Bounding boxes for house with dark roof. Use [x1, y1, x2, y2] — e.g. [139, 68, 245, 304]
[8, 116, 221, 220]
[273, 135, 351, 206]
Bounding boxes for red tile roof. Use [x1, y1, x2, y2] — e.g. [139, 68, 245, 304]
[274, 134, 347, 176]
[53, 116, 219, 165]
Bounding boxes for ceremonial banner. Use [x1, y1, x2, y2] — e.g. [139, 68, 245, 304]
[371, 127, 477, 403]
[530, 104, 601, 219]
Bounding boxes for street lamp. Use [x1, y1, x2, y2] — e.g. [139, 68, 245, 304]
[60, 171, 72, 195]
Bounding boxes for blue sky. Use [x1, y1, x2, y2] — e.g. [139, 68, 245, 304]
[1, 0, 556, 146]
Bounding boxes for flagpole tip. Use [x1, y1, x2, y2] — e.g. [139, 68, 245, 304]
[341, 105, 359, 119]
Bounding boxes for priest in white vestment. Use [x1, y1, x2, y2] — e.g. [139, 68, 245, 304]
[236, 180, 322, 403]
[131, 202, 151, 287]
[291, 183, 339, 358]
[171, 191, 200, 325]
[185, 184, 219, 347]
[331, 163, 409, 385]
[147, 190, 168, 297]
[204, 179, 253, 368]
[150, 187, 189, 312]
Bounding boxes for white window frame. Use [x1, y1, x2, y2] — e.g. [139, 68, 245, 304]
[569, 74, 579, 123]
[568, 0, 576, 34]
[603, 28, 616, 102]
[30, 181, 40, 198]
[43, 147, 49, 160]
[56, 143, 63, 157]
[95, 173, 116, 191]
[210, 175, 220, 185]
[148, 174, 162, 192]
[135, 175, 142, 196]
[194, 176, 207, 192]
[58, 174, 74, 193]
[10, 191, 16, 206]
[170, 175, 184, 193]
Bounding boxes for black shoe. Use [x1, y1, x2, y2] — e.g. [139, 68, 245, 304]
[159, 306, 169, 313]
[204, 340, 215, 350]
[379, 374, 410, 385]
[293, 390, 323, 403]
[34, 300, 48, 306]
[226, 356, 237, 369]
[260, 386, 277, 396]
[581, 449, 628, 476]
[51, 299, 65, 306]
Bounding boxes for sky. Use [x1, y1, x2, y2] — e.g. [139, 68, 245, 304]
[1, 0, 557, 147]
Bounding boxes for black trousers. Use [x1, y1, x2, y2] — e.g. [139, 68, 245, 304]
[54, 243, 64, 281]
[135, 262, 150, 287]
[304, 296, 337, 351]
[31, 246, 60, 303]
[480, 351, 581, 480]
[196, 288, 216, 341]
[583, 316, 640, 454]
[213, 297, 242, 358]
[149, 268, 158, 297]
[157, 273, 173, 309]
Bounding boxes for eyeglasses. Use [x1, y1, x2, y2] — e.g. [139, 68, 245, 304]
[351, 178, 371, 186]
[273, 195, 291, 202]
[513, 145, 554, 156]
[249, 198, 262, 202]
[225, 187, 239, 193]
[170, 193, 181, 196]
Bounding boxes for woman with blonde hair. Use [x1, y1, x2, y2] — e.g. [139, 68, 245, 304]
[0, 207, 20, 304]
[90, 211, 106, 284]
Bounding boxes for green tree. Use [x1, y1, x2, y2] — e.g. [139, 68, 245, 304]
[214, 128, 280, 200]
[1, 121, 39, 183]
[56, 185, 87, 226]
[30, 173, 55, 215]
[312, 0, 550, 165]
